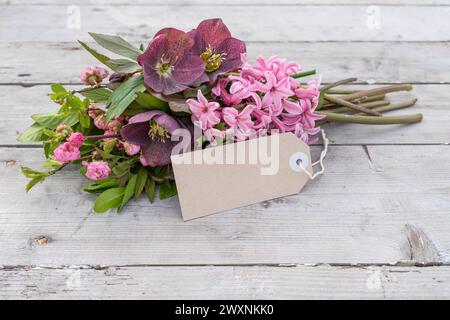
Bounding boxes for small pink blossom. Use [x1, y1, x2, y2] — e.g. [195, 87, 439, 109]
[253, 71, 293, 111]
[94, 115, 108, 130]
[187, 90, 221, 130]
[123, 142, 141, 156]
[222, 105, 254, 133]
[103, 130, 117, 141]
[107, 119, 122, 132]
[80, 66, 109, 86]
[67, 132, 84, 148]
[212, 78, 242, 106]
[53, 142, 80, 164]
[82, 161, 111, 180]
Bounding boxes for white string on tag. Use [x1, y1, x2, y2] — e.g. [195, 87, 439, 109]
[294, 129, 329, 180]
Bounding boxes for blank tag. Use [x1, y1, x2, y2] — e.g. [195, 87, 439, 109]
[171, 132, 312, 221]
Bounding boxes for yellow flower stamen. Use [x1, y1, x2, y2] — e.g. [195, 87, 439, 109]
[148, 120, 170, 142]
[200, 45, 226, 73]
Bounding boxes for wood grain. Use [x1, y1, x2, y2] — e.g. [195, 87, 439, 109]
[1, 265, 450, 299]
[1, 5, 450, 42]
[2, 42, 449, 84]
[3, 1, 450, 6]
[1, 145, 449, 266]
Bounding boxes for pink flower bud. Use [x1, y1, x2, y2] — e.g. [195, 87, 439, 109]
[82, 161, 111, 180]
[94, 114, 108, 130]
[55, 124, 73, 136]
[53, 142, 80, 164]
[123, 142, 141, 156]
[80, 66, 109, 86]
[107, 119, 122, 132]
[67, 132, 85, 148]
[140, 154, 149, 166]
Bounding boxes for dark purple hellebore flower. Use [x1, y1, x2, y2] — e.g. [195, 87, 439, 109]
[120, 111, 182, 166]
[138, 28, 206, 95]
[189, 18, 247, 82]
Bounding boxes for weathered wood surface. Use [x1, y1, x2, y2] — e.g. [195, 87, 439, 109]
[1, 145, 449, 266]
[2, 5, 450, 42]
[1, 0, 450, 300]
[4, 0, 450, 5]
[3, 85, 448, 146]
[1, 265, 450, 300]
[2, 42, 450, 84]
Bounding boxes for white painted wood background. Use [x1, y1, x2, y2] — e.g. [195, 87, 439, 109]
[0, 0, 449, 299]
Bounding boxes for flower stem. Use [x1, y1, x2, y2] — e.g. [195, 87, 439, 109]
[291, 69, 316, 79]
[320, 78, 358, 92]
[328, 100, 390, 114]
[85, 134, 121, 140]
[324, 94, 382, 116]
[318, 111, 423, 124]
[360, 98, 418, 115]
[339, 84, 412, 101]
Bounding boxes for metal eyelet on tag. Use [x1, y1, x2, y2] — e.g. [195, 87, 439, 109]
[289, 152, 310, 172]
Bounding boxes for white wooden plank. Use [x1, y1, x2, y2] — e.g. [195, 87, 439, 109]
[1, 5, 450, 42]
[1, 265, 450, 299]
[3, 1, 450, 6]
[3, 84, 448, 146]
[2, 42, 449, 84]
[1, 145, 449, 266]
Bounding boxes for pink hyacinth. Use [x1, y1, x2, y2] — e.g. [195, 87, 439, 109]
[187, 90, 221, 130]
[82, 161, 111, 180]
[53, 142, 81, 164]
[80, 66, 109, 86]
[253, 71, 293, 111]
[222, 105, 255, 140]
[67, 132, 84, 148]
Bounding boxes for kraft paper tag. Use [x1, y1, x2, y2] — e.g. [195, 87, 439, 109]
[171, 132, 312, 221]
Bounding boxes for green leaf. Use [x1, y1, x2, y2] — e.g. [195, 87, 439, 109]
[17, 123, 46, 142]
[159, 180, 177, 200]
[106, 75, 145, 122]
[42, 160, 62, 169]
[108, 59, 141, 73]
[78, 111, 91, 128]
[51, 84, 67, 93]
[80, 88, 112, 102]
[89, 32, 142, 60]
[83, 180, 119, 193]
[93, 187, 125, 213]
[145, 178, 156, 203]
[31, 112, 79, 130]
[103, 139, 117, 154]
[78, 40, 112, 66]
[25, 176, 46, 192]
[79, 40, 139, 72]
[21, 166, 47, 179]
[135, 92, 169, 111]
[119, 174, 137, 211]
[135, 167, 148, 199]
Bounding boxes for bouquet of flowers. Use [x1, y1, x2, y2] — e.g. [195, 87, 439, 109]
[18, 18, 422, 213]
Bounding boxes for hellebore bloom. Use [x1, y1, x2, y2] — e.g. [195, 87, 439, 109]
[138, 28, 205, 95]
[186, 90, 221, 130]
[80, 66, 109, 86]
[82, 161, 111, 180]
[190, 18, 246, 81]
[120, 111, 182, 166]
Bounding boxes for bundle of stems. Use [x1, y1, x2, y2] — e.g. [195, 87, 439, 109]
[314, 77, 422, 125]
